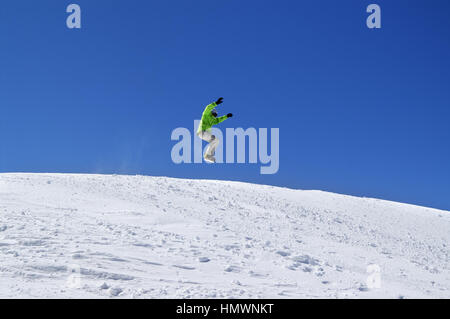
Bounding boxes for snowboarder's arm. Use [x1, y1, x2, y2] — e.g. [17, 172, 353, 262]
[203, 102, 217, 114]
[203, 98, 223, 113]
[213, 115, 229, 124]
[213, 113, 232, 124]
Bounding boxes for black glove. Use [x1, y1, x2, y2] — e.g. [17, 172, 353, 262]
[227, 113, 233, 118]
[215, 97, 224, 105]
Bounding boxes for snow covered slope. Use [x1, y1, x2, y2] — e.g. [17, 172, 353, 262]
[0, 173, 448, 298]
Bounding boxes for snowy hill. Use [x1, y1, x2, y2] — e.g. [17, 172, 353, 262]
[0, 173, 448, 299]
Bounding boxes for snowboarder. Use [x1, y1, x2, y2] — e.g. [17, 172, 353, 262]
[196, 97, 233, 163]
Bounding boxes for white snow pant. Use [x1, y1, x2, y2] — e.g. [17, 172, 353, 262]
[197, 130, 219, 157]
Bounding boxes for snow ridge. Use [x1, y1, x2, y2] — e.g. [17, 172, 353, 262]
[0, 173, 448, 298]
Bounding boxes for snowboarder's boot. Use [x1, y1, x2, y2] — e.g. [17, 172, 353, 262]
[204, 155, 216, 163]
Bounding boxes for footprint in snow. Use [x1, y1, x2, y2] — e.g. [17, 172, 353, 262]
[224, 265, 240, 273]
[358, 284, 369, 292]
[248, 271, 267, 278]
[276, 250, 291, 257]
[173, 265, 196, 270]
[292, 255, 320, 266]
[142, 261, 163, 266]
[302, 267, 313, 273]
[100, 283, 109, 290]
[110, 287, 123, 296]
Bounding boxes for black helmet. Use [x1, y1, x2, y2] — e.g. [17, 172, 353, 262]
[211, 109, 218, 117]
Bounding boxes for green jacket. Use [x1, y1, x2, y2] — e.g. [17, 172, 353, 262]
[197, 102, 229, 134]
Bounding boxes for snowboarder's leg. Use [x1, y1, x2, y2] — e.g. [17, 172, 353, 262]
[205, 135, 219, 157]
[196, 131, 218, 163]
[197, 131, 210, 142]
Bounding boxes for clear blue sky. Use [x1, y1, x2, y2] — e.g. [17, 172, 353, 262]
[0, 0, 449, 210]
